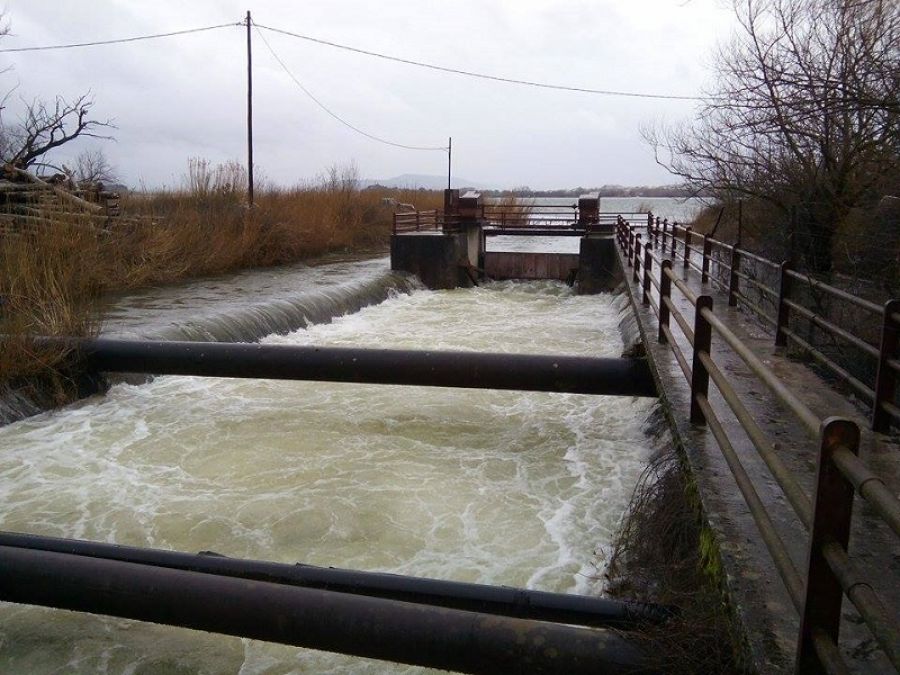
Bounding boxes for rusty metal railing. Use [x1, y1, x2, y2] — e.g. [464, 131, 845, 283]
[635, 214, 900, 432]
[616, 216, 900, 674]
[392, 210, 468, 234]
[395, 205, 646, 236]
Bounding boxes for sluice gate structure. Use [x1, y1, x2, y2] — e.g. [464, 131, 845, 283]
[390, 190, 630, 292]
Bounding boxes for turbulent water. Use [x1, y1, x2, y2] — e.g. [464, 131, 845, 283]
[0, 256, 657, 673]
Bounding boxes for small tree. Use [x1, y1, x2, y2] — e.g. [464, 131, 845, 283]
[646, 0, 899, 273]
[72, 148, 117, 186]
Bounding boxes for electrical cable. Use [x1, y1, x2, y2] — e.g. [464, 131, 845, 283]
[255, 26, 448, 152]
[0, 17, 705, 102]
[0, 23, 241, 53]
[255, 23, 705, 102]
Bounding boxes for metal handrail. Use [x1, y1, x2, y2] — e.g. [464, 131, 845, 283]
[698, 348, 813, 525]
[736, 246, 781, 269]
[663, 294, 695, 345]
[615, 220, 900, 673]
[732, 290, 777, 326]
[785, 269, 884, 316]
[693, 392, 806, 609]
[783, 299, 880, 358]
[781, 326, 876, 402]
[734, 269, 779, 300]
[698, 306, 820, 437]
[635, 217, 899, 432]
[831, 449, 900, 537]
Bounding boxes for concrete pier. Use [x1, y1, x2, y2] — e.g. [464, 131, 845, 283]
[576, 235, 622, 294]
[390, 232, 474, 290]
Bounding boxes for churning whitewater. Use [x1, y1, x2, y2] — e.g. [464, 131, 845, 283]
[0, 260, 656, 673]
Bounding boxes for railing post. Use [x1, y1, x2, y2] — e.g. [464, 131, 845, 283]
[872, 299, 900, 432]
[670, 222, 677, 257]
[728, 246, 741, 307]
[654, 217, 661, 250]
[662, 219, 668, 251]
[633, 238, 642, 283]
[647, 212, 653, 237]
[690, 296, 714, 424]
[659, 260, 672, 343]
[796, 417, 860, 674]
[701, 235, 711, 284]
[627, 229, 634, 267]
[775, 261, 792, 347]
[642, 248, 652, 306]
[684, 227, 692, 270]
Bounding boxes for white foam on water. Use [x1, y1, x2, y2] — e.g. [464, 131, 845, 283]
[0, 277, 656, 673]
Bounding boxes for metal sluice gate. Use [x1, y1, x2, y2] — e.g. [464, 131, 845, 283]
[4, 338, 664, 673]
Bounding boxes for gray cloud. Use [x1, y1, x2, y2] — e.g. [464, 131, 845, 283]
[2, 0, 735, 189]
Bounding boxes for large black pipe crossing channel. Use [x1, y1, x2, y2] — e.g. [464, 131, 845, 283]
[0, 531, 671, 629]
[7, 336, 662, 672]
[0, 543, 650, 674]
[61, 337, 658, 397]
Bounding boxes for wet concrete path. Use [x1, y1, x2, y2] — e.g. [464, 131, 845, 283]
[617, 243, 899, 674]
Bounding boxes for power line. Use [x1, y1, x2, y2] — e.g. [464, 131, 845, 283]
[0, 17, 705, 102]
[255, 23, 705, 102]
[0, 23, 241, 53]
[255, 26, 448, 152]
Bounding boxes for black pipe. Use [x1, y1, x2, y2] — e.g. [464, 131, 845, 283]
[0, 531, 673, 628]
[0, 545, 653, 674]
[54, 337, 657, 397]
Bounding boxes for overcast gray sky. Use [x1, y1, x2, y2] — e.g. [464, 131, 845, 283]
[2, 1, 737, 189]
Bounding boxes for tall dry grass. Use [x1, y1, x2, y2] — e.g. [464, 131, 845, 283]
[485, 193, 535, 224]
[115, 160, 442, 286]
[0, 219, 106, 404]
[0, 159, 442, 393]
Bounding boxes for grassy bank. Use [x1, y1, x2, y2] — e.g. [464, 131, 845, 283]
[605, 445, 743, 673]
[0, 160, 441, 399]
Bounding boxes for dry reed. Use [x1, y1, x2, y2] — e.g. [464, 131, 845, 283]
[0, 159, 442, 392]
[605, 448, 745, 674]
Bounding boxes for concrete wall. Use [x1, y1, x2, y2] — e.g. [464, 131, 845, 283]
[390, 233, 473, 290]
[484, 252, 579, 281]
[576, 236, 623, 294]
[464, 223, 482, 272]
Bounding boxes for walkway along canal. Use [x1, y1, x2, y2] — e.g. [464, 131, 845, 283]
[616, 217, 900, 674]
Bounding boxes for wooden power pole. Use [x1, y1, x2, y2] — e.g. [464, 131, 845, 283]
[447, 137, 452, 190]
[246, 10, 254, 207]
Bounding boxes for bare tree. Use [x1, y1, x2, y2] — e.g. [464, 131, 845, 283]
[0, 94, 113, 174]
[72, 148, 117, 186]
[646, 0, 899, 273]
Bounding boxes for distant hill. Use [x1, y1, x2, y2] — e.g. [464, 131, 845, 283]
[362, 175, 695, 197]
[363, 174, 485, 190]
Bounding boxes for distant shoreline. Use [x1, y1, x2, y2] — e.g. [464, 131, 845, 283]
[364, 183, 701, 199]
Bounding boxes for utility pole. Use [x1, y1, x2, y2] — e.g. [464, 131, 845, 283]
[246, 10, 254, 207]
[447, 137, 452, 190]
